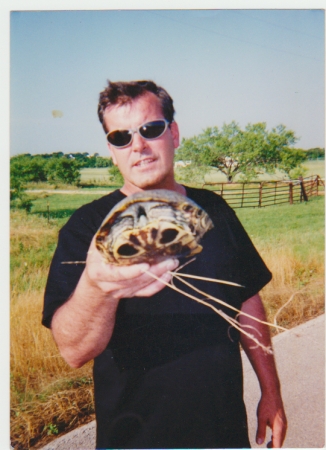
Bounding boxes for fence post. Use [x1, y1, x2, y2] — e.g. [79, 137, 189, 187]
[47, 200, 50, 224]
[299, 177, 308, 202]
[258, 183, 263, 207]
[289, 182, 293, 204]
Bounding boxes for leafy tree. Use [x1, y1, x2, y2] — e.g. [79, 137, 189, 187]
[10, 188, 33, 212]
[10, 163, 33, 212]
[10, 155, 48, 182]
[95, 156, 113, 168]
[177, 121, 303, 182]
[108, 165, 124, 185]
[46, 157, 80, 185]
[278, 147, 307, 179]
[174, 164, 206, 186]
[51, 152, 65, 159]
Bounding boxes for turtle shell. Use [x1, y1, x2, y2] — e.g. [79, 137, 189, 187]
[95, 189, 214, 265]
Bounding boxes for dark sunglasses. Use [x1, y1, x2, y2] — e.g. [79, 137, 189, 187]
[106, 119, 170, 149]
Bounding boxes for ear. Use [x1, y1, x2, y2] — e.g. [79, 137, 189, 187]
[170, 121, 180, 149]
[108, 144, 118, 165]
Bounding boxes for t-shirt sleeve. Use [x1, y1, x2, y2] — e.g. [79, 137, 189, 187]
[42, 191, 126, 328]
[211, 194, 272, 302]
[42, 204, 104, 328]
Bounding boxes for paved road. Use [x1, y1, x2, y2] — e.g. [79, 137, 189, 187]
[41, 315, 325, 449]
[243, 314, 324, 448]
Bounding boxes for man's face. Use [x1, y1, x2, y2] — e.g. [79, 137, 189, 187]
[103, 92, 179, 195]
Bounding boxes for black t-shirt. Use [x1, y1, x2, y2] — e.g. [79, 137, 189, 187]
[43, 187, 272, 449]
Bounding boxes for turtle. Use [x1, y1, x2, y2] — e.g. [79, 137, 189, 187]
[95, 189, 214, 265]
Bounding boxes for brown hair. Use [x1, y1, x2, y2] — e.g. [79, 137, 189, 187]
[97, 80, 175, 133]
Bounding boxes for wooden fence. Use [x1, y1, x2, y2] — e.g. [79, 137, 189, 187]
[202, 175, 324, 208]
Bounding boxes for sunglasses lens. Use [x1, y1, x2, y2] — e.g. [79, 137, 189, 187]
[107, 130, 132, 147]
[139, 120, 167, 139]
[107, 120, 168, 148]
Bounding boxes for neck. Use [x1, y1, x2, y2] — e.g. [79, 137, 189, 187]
[120, 181, 186, 197]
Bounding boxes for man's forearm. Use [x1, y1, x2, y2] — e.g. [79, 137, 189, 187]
[240, 294, 281, 393]
[51, 269, 120, 368]
[240, 294, 287, 447]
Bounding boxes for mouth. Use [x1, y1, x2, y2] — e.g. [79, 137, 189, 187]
[134, 158, 156, 168]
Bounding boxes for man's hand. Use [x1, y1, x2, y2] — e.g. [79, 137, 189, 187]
[84, 237, 179, 299]
[256, 391, 287, 448]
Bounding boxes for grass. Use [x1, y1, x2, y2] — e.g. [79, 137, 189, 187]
[302, 159, 325, 177]
[10, 191, 324, 449]
[236, 197, 324, 331]
[79, 167, 111, 184]
[236, 197, 324, 258]
[30, 192, 105, 220]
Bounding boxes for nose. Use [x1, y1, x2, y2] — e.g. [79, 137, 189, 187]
[131, 130, 147, 152]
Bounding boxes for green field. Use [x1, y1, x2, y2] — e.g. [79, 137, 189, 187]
[80, 167, 111, 183]
[31, 192, 105, 221]
[302, 159, 325, 177]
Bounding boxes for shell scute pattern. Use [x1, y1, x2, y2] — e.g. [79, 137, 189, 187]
[95, 189, 214, 265]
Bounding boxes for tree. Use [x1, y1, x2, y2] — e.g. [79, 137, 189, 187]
[46, 158, 80, 185]
[177, 121, 304, 182]
[10, 155, 48, 183]
[305, 147, 325, 160]
[10, 158, 33, 211]
[108, 165, 124, 185]
[95, 156, 113, 168]
[278, 147, 307, 179]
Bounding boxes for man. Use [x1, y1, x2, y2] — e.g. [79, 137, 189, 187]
[43, 80, 287, 449]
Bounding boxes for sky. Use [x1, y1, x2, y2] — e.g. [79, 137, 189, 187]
[9, 7, 325, 158]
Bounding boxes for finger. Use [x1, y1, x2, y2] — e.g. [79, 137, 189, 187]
[88, 258, 150, 282]
[135, 270, 174, 297]
[110, 262, 151, 281]
[120, 257, 178, 282]
[146, 258, 179, 277]
[271, 413, 287, 448]
[94, 258, 178, 295]
[134, 259, 179, 296]
[87, 238, 151, 280]
[256, 417, 267, 446]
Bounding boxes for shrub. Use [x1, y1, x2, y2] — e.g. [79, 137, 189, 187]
[46, 158, 81, 185]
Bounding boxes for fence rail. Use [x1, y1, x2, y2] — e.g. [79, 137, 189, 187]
[202, 175, 324, 208]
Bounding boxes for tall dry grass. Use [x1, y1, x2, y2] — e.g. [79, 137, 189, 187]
[10, 211, 94, 449]
[257, 243, 324, 332]
[10, 290, 94, 447]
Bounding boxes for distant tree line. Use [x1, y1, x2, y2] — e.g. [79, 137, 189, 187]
[10, 152, 113, 184]
[304, 147, 325, 160]
[10, 152, 113, 211]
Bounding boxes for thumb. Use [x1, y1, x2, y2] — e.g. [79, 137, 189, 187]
[256, 415, 267, 445]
